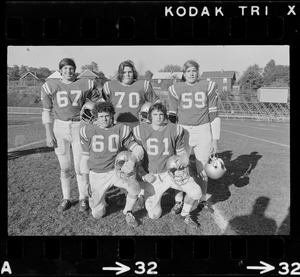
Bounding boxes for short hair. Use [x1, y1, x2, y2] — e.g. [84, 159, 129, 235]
[93, 101, 115, 118]
[117, 60, 138, 82]
[59, 58, 76, 71]
[148, 102, 168, 122]
[182, 59, 199, 73]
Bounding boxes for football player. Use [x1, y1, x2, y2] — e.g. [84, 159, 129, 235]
[132, 102, 202, 228]
[79, 102, 144, 227]
[41, 58, 101, 213]
[168, 59, 221, 209]
[102, 60, 159, 208]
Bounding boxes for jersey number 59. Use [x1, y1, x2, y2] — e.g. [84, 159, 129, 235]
[181, 92, 206, 109]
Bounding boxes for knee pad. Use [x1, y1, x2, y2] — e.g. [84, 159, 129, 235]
[57, 155, 71, 174]
[188, 185, 202, 201]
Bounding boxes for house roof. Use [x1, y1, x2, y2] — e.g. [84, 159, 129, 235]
[152, 72, 183, 80]
[201, 71, 236, 79]
[19, 72, 39, 80]
[46, 70, 61, 80]
[77, 69, 99, 79]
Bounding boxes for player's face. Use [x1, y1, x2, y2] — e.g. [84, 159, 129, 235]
[60, 65, 75, 82]
[122, 66, 134, 85]
[97, 112, 113, 128]
[151, 109, 165, 127]
[184, 66, 198, 84]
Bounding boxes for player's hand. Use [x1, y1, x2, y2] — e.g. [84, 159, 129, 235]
[210, 139, 218, 155]
[46, 134, 57, 148]
[143, 173, 157, 184]
[121, 161, 135, 174]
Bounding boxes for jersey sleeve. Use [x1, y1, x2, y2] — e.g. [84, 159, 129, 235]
[144, 81, 159, 103]
[79, 125, 91, 156]
[168, 84, 179, 115]
[102, 81, 111, 101]
[175, 124, 187, 156]
[84, 80, 102, 102]
[120, 125, 140, 152]
[132, 125, 142, 145]
[41, 82, 53, 112]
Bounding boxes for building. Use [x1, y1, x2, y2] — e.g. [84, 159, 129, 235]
[200, 70, 236, 92]
[46, 70, 61, 80]
[151, 72, 183, 89]
[77, 69, 99, 80]
[19, 72, 42, 86]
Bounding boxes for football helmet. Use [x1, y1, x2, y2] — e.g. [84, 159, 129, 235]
[80, 101, 95, 123]
[139, 101, 152, 123]
[166, 155, 190, 186]
[115, 151, 136, 180]
[204, 154, 226, 179]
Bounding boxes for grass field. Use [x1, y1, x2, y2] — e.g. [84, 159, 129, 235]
[7, 114, 290, 236]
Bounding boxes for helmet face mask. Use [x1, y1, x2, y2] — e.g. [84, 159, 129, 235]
[204, 154, 226, 179]
[115, 151, 135, 179]
[166, 155, 190, 186]
[80, 102, 95, 123]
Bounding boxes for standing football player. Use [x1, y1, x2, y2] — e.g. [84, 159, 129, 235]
[79, 102, 144, 227]
[168, 59, 221, 209]
[41, 58, 101, 213]
[132, 102, 202, 228]
[102, 60, 159, 208]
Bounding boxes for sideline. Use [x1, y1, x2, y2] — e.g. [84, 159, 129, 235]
[8, 140, 46, 152]
[222, 129, 289, 148]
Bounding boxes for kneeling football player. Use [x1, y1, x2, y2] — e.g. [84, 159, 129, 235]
[79, 102, 144, 228]
[132, 103, 202, 228]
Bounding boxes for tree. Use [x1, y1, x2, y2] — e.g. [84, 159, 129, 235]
[19, 65, 29, 77]
[36, 67, 52, 78]
[81, 62, 99, 73]
[159, 64, 181, 72]
[263, 60, 289, 86]
[238, 64, 264, 90]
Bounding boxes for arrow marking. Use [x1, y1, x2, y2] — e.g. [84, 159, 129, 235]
[247, 261, 275, 274]
[103, 262, 130, 275]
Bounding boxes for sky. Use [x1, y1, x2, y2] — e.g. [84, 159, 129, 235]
[7, 45, 289, 78]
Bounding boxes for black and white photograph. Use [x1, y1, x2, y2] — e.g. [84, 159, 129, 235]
[7, 45, 290, 236]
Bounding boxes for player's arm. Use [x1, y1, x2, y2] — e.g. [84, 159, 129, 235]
[207, 82, 220, 154]
[41, 83, 56, 148]
[101, 81, 111, 102]
[121, 126, 144, 174]
[144, 81, 159, 103]
[175, 125, 189, 167]
[168, 85, 179, 123]
[85, 80, 103, 103]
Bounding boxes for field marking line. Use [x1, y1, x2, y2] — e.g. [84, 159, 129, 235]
[222, 122, 288, 133]
[222, 129, 290, 148]
[8, 122, 42, 128]
[8, 139, 46, 152]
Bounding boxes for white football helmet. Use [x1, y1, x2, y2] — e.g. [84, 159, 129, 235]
[80, 101, 95, 123]
[139, 101, 152, 123]
[166, 155, 190, 186]
[204, 154, 226, 179]
[115, 151, 135, 180]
